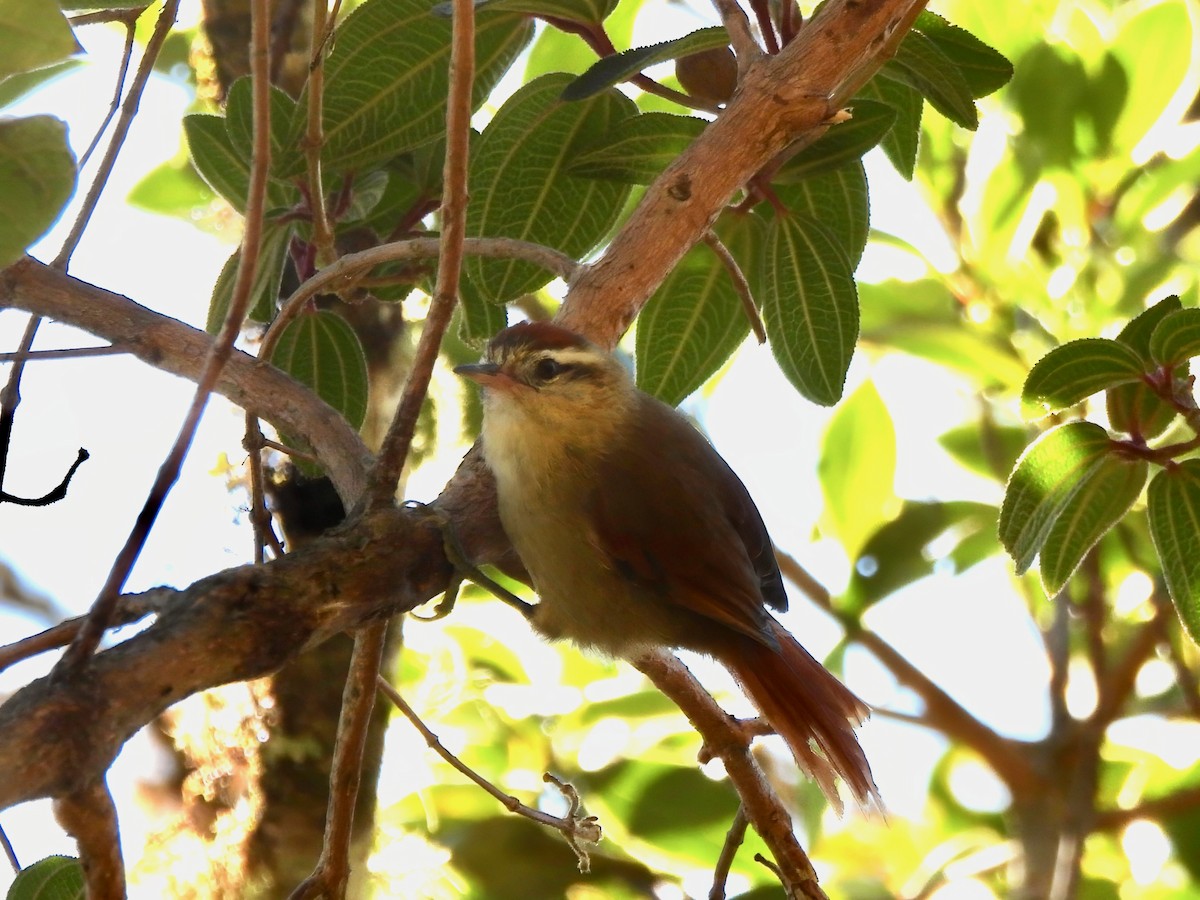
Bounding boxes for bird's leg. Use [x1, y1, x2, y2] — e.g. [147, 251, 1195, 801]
[409, 501, 537, 620]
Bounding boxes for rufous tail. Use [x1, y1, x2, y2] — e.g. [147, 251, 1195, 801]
[724, 623, 878, 813]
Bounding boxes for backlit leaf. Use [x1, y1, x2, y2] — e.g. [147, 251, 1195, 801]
[914, 11, 1014, 98]
[0, 116, 76, 267]
[772, 162, 869, 265]
[0, 0, 77, 81]
[570, 112, 705, 184]
[857, 76, 922, 180]
[1021, 338, 1146, 418]
[206, 222, 293, 333]
[1150, 308, 1200, 367]
[999, 421, 1113, 574]
[7, 855, 84, 900]
[1040, 454, 1147, 594]
[883, 29, 978, 129]
[775, 100, 896, 180]
[1148, 461, 1200, 644]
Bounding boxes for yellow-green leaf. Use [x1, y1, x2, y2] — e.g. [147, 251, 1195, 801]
[1149, 461, 1200, 644]
[1022, 338, 1146, 419]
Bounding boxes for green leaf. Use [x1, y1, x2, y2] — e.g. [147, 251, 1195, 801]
[841, 501, 995, 616]
[465, 74, 634, 304]
[128, 155, 215, 218]
[224, 76, 299, 175]
[883, 29, 978, 129]
[570, 112, 706, 184]
[0, 0, 77, 81]
[0, 116, 76, 267]
[938, 421, 1030, 482]
[278, 0, 532, 177]
[561, 27, 729, 101]
[7, 856, 85, 900]
[1007, 42, 1087, 168]
[1150, 308, 1200, 367]
[635, 212, 762, 404]
[914, 11, 1014, 99]
[1039, 454, 1148, 594]
[775, 100, 895, 181]
[1106, 381, 1179, 442]
[1110, 0, 1194, 158]
[1115, 295, 1183, 359]
[999, 421, 1114, 574]
[1149, 461, 1200, 644]
[818, 380, 896, 559]
[270, 311, 369, 430]
[458, 277, 508, 346]
[184, 114, 251, 211]
[857, 76, 922, 180]
[771, 162, 869, 265]
[206, 222, 293, 333]
[1021, 338, 1147, 418]
[760, 213, 859, 406]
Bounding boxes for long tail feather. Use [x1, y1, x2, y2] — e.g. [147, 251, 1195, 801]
[723, 623, 878, 813]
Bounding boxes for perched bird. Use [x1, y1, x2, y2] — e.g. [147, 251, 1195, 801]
[456, 321, 877, 809]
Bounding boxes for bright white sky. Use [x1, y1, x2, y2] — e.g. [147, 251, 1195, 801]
[2, 2, 1185, 896]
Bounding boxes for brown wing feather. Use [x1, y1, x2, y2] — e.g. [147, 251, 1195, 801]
[587, 394, 785, 648]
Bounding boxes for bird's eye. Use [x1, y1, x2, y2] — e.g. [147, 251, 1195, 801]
[532, 357, 565, 382]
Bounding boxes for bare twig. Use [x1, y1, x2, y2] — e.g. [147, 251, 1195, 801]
[303, 0, 335, 264]
[291, 621, 388, 899]
[709, 805, 748, 900]
[633, 649, 827, 900]
[243, 417, 286, 562]
[773, 547, 832, 610]
[377, 676, 602, 870]
[54, 780, 124, 899]
[703, 229, 764, 343]
[747, 0, 780, 54]
[52, 0, 181, 270]
[0, 315, 41, 491]
[77, 13, 137, 170]
[0, 344, 122, 362]
[366, 0, 476, 506]
[56, 0, 272, 674]
[0, 822, 18, 873]
[259, 237, 579, 363]
[0, 589, 174, 674]
[69, 6, 148, 26]
[708, 0, 762, 68]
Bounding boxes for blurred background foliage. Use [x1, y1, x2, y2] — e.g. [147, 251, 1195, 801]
[6, 0, 1200, 896]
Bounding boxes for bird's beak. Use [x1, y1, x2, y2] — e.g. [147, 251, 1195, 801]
[454, 362, 517, 390]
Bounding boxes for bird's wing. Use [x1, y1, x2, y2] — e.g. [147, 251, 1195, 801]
[586, 395, 786, 646]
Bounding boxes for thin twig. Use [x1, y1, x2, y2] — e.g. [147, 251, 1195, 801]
[1092, 596, 1169, 726]
[1046, 588, 1071, 732]
[633, 650, 827, 899]
[0, 345, 123, 363]
[709, 805, 748, 900]
[243, 417, 286, 562]
[0, 315, 43, 493]
[0, 822, 18, 873]
[773, 547, 832, 609]
[77, 14, 137, 170]
[54, 780, 124, 899]
[376, 676, 602, 870]
[746, 0, 780, 54]
[52, 0, 181, 270]
[69, 6, 148, 26]
[304, 0, 335, 264]
[56, 0, 272, 675]
[703, 229, 764, 343]
[290, 621, 388, 899]
[707, 0, 762, 70]
[0, 589, 174, 674]
[258, 237, 579, 362]
[0, 448, 89, 506]
[365, 0, 476, 507]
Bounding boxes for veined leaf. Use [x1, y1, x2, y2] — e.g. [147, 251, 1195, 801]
[775, 100, 896, 181]
[1114, 294, 1181, 359]
[0, 116, 76, 267]
[999, 421, 1113, 574]
[1040, 454, 1148, 594]
[184, 114, 252, 211]
[270, 311, 369, 430]
[459, 277, 509, 346]
[914, 11, 1013, 99]
[278, 0, 532, 177]
[1150, 308, 1200, 367]
[635, 212, 763, 404]
[1022, 338, 1146, 418]
[442, 0, 619, 26]
[772, 162, 869, 265]
[883, 29, 978, 130]
[1149, 461, 1200, 644]
[465, 74, 634, 304]
[561, 27, 729, 101]
[7, 855, 84, 900]
[761, 213, 859, 406]
[206, 222, 293, 334]
[224, 77, 299, 176]
[570, 112, 706, 184]
[1106, 381, 1179, 441]
[857, 76, 922, 180]
[819, 380, 897, 560]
